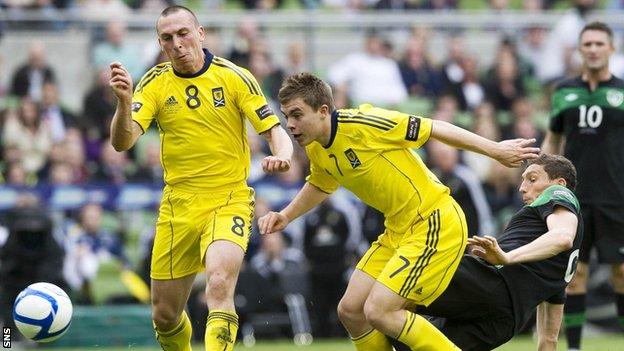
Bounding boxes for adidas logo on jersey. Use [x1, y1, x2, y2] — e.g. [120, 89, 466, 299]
[165, 96, 178, 106]
[414, 287, 423, 295]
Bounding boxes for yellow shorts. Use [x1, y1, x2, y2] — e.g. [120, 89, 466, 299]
[356, 198, 467, 306]
[150, 184, 254, 280]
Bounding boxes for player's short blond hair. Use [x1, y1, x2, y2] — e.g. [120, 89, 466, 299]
[278, 72, 335, 111]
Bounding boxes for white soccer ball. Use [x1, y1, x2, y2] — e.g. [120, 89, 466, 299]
[12, 282, 73, 343]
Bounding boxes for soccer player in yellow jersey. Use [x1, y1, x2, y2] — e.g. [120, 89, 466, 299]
[259, 73, 540, 351]
[108, 6, 293, 351]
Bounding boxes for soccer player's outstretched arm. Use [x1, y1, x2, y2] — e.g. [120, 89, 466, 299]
[109, 62, 143, 151]
[468, 206, 577, 265]
[258, 183, 330, 235]
[261, 125, 293, 174]
[536, 301, 563, 351]
[430, 119, 540, 167]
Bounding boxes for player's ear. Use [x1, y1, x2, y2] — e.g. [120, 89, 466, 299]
[319, 104, 329, 115]
[198, 25, 205, 41]
[556, 177, 567, 187]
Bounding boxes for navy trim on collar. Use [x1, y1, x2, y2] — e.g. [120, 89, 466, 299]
[323, 110, 339, 149]
[173, 49, 213, 78]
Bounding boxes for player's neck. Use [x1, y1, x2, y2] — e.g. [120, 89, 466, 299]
[318, 113, 333, 146]
[582, 67, 611, 90]
[174, 52, 206, 75]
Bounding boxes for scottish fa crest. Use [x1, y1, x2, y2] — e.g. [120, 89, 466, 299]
[344, 148, 361, 168]
[212, 87, 225, 107]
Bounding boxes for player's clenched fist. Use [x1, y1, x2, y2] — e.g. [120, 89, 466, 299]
[258, 211, 289, 235]
[109, 62, 133, 102]
[262, 156, 291, 174]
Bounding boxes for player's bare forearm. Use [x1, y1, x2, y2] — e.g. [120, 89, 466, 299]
[265, 124, 293, 159]
[541, 132, 563, 155]
[281, 183, 330, 222]
[431, 120, 539, 167]
[502, 208, 577, 264]
[261, 125, 293, 173]
[110, 105, 140, 151]
[109, 61, 140, 151]
[431, 119, 498, 154]
[536, 301, 563, 351]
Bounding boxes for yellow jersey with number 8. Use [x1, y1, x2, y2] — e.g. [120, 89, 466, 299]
[131, 50, 280, 192]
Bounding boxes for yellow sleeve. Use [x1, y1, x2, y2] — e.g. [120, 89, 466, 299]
[131, 69, 160, 133]
[305, 151, 340, 194]
[359, 107, 433, 150]
[234, 67, 281, 134]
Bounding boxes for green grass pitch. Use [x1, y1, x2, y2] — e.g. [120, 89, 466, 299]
[29, 334, 624, 350]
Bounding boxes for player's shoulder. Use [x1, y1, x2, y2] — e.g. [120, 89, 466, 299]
[552, 76, 583, 91]
[606, 75, 624, 89]
[135, 62, 172, 93]
[211, 56, 253, 77]
[335, 104, 400, 133]
[211, 56, 261, 94]
[529, 185, 580, 212]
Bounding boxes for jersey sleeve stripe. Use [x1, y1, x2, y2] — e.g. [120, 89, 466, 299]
[135, 65, 170, 92]
[351, 115, 396, 129]
[337, 118, 392, 131]
[337, 111, 397, 128]
[213, 58, 261, 96]
[358, 113, 398, 127]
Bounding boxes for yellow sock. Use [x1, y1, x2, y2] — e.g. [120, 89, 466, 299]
[205, 310, 238, 351]
[351, 328, 393, 351]
[396, 311, 460, 351]
[154, 310, 193, 351]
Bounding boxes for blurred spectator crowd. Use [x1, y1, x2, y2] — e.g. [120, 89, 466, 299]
[0, 0, 619, 12]
[0, 0, 621, 340]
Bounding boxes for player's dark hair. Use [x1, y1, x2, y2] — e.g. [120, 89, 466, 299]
[529, 154, 577, 191]
[278, 72, 335, 112]
[579, 21, 613, 45]
[158, 5, 199, 27]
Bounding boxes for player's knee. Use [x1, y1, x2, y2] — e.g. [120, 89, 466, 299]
[610, 264, 624, 291]
[337, 297, 363, 323]
[362, 298, 386, 330]
[566, 265, 588, 292]
[205, 273, 231, 303]
[152, 304, 179, 331]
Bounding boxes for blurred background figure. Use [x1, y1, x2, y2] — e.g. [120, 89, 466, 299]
[41, 81, 79, 143]
[92, 21, 144, 82]
[427, 140, 495, 237]
[327, 29, 407, 108]
[0, 194, 65, 340]
[2, 97, 52, 176]
[303, 199, 350, 338]
[10, 41, 56, 102]
[63, 203, 126, 304]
